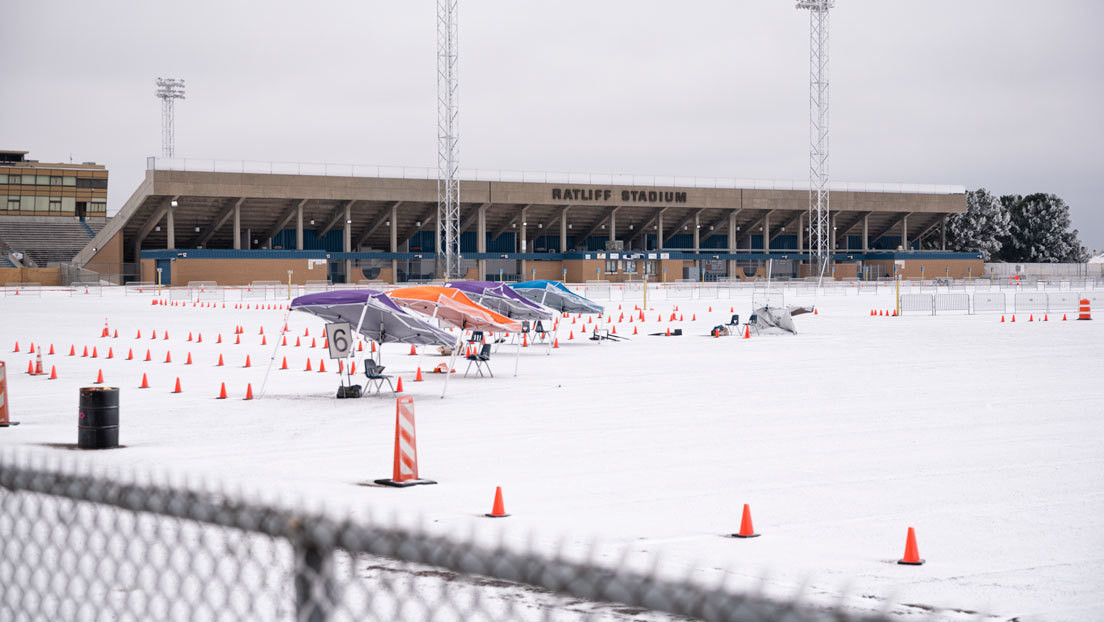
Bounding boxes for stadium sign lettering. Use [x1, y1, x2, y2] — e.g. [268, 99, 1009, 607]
[551, 188, 688, 204]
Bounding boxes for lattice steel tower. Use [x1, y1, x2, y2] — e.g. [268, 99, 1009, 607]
[155, 78, 186, 158]
[796, 1, 833, 282]
[437, 0, 461, 279]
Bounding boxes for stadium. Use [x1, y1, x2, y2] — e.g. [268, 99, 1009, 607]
[2, 3, 1102, 622]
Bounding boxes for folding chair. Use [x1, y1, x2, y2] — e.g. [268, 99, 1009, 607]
[726, 314, 740, 326]
[464, 343, 493, 378]
[532, 320, 548, 343]
[363, 359, 396, 395]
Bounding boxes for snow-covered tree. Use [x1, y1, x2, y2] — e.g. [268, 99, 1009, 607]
[944, 188, 1010, 260]
[998, 193, 1089, 263]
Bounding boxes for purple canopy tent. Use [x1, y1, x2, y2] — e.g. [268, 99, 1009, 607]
[443, 281, 554, 322]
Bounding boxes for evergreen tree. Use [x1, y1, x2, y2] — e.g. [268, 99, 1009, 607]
[945, 188, 1010, 260]
[998, 193, 1088, 263]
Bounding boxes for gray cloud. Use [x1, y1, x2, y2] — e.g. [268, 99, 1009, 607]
[3, 0, 1102, 251]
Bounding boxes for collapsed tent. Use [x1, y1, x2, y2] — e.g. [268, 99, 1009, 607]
[750, 305, 815, 335]
[387, 286, 523, 333]
[443, 281, 554, 321]
[511, 280, 604, 315]
[289, 290, 455, 347]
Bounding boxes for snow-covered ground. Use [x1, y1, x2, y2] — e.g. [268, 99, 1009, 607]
[1, 284, 1101, 620]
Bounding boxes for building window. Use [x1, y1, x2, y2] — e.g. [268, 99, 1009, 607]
[644, 260, 657, 276]
[19, 196, 34, 211]
[21, 175, 35, 185]
[48, 198, 62, 212]
[7, 175, 18, 185]
[76, 178, 108, 189]
[63, 176, 76, 186]
[50, 176, 62, 186]
[34, 196, 49, 212]
[6, 199, 18, 212]
[624, 261, 637, 274]
[605, 259, 618, 274]
[61, 197, 75, 213]
[0, 174, 7, 184]
[90, 200, 107, 213]
[36, 175, 50, 185]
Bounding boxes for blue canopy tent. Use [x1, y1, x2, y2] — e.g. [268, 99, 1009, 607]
[511, 280, 605, 315]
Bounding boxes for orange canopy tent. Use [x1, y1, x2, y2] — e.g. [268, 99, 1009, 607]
[387, 286, 523, 333]
[387, 286, 526, 396]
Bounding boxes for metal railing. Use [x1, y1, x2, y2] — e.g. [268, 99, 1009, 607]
[0, 456, 901, 622]
[148, 157, 966, 195]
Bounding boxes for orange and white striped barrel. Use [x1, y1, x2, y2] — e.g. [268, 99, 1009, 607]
[391, 396, 419, 483]
[0, 361, 10, 426]
[1078, 299, 1092, 321]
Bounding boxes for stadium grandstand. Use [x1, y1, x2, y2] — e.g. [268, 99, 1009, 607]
[57, 156, 981, 286]
[0, 150, 108, 277]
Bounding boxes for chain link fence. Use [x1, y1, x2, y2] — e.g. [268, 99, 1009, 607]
[0, 455, 914, 622]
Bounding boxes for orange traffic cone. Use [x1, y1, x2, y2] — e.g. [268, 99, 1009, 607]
[244, 355, 252, 368]
[318, 359, 325, 373]
[522, 333, 528, 347]
[410, 344, 417, 355]
[217, 334, 223, 344]
[216, 353, 224, 366]
[69, 345, 76, 356]
[281, 336, 287, 346]
[295, 336, 301, 347]
[172, 378, 182, 394]
[217, 382, 228, 399]
[185, 352, 192, 365]
[95, 369, 104, 384]
[568, 331, 574, 340]
[144, 349, 152, 362]
[1000, 315, 1005, 323]
[1063, 314, 1068, 321]
[12, 341, 18, 353]
[311, 338, 317, 348]
[164, 351, 172, 363]
[136, 330, 141, 339]
[261, 335, 267, 346]
[164, 331, 169, 340]
[280, 356, 288, 370]
[897, 527, 924, 565]
[553, 338, 559, 348]
[665, 327, 671, 336]
[235, 335, 241, 345]
[106, 348, 114, 359]
[1011, 315, 1016, 322]
[48, 344, 55, 355]
[395, 376, 404, 392]
[731, 504, 760, 538]
[26, 361, 34, 375]
[244, 384, 254, 400]
[28, 343, 35, 354]
[48, 365, 57, 380]
[1043, 314, 1048, 322]
[744, 325, 750, 339]
[414, 367, 424, 382]
[305, 358, 312, 371]
[485, 486, 509, 518]
[814, 308, 819, 315]
[1029, 314, 1034, 322]
[197, 333, 202, 343]
[151, 330, 157, 339]
[187, 332, 193, 342]
[127, 348, 134, 360]
[139, 373, 150, 389]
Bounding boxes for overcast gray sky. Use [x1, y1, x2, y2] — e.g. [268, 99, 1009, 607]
[3, 1, 1102, 251]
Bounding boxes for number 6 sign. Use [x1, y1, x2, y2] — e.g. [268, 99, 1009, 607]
[325, 322, 353, 360]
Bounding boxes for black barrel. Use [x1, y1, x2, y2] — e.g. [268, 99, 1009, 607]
[78, 387, 119, 449]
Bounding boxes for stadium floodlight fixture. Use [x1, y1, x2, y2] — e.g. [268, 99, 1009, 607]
[170, 199, 178, 208]
[155, 78, 186, 158]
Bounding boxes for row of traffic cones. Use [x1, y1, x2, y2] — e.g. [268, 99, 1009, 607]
[870, 309, 898, 317]
[1001, 314, 1066, 322]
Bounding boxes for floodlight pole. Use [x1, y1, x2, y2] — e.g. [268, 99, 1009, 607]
[796, 1, 833, 285]
[155, 78, 186, 158]
[437, 0, 461, 280]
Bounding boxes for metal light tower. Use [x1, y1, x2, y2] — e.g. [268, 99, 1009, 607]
[155, 77, 186, 158]
[796, 1, 832, 282]
[437, 0, 461, 279]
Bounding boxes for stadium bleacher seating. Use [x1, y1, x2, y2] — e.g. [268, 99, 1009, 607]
[0, 218, 104, 266]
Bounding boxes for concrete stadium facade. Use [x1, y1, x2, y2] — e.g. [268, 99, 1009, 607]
[76, 159, 980, 285]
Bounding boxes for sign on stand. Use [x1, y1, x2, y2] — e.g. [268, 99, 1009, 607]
[325, 322, 353, 360]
